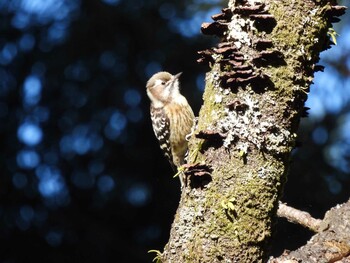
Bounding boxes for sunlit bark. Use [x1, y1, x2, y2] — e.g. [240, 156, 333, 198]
[161, 0, 346, 262]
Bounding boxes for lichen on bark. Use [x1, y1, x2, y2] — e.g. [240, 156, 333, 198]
[161, 0, 345, 262]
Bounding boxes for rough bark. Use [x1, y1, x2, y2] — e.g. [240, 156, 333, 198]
[270, 199, 350, 263]
[161, 0, 346, 262]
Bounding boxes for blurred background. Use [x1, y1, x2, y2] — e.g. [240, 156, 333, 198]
[0, 0, 349, 262]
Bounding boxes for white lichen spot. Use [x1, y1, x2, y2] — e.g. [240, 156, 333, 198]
[266, 128, 291, 151]
[223, 88, 230, 95]
[237, 142, 249, 154]
[223, 131, 235, 148]
[215, 94, 223, 103]
[309, 7, 319, 16]
[228, 15, 252, 47]
[209, 92, 294, 154]
[211, 110, 218, 120]
[257, 167, 268, 179]
[247, 0, 262, 5]
[212, 53, 222, 62]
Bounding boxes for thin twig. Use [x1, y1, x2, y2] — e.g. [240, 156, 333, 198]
[277, 201, 322, 233]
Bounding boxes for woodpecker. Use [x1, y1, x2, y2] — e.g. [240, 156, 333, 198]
[146, 71, 194, 187]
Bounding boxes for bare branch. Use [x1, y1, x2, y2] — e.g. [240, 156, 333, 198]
[270, 199, 350, 263]
[277, 202, 322, 233]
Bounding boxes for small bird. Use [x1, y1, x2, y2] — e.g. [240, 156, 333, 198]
[146, 71, 194, 187]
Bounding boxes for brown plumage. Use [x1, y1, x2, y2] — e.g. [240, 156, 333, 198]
[146, 72, 194, 187]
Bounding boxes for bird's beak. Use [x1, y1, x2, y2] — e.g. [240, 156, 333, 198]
[169, 72, 182, 90]
[173, 72, 182, 80]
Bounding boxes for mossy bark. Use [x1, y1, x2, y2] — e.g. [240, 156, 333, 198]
[162, 0, 344, 262]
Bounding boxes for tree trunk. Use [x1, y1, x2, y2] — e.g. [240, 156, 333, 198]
[162, 0, 345, 262]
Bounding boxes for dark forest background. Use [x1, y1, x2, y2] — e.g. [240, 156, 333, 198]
[0, 0, 349, 262]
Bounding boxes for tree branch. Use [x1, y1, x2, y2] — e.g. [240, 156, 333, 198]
[270, 199, 350, 263]
[277, 202, 322, 233]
